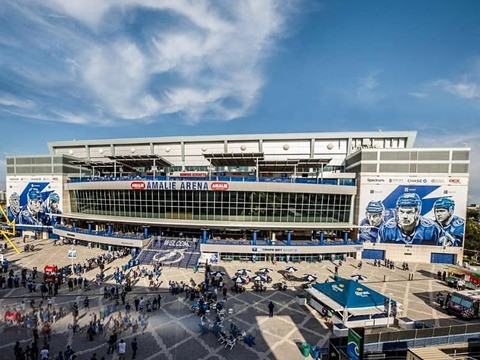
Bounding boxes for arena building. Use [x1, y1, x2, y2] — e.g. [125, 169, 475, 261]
[4, 131, 470, 265]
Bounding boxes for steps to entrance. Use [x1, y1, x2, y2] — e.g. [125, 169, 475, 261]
[136, 237, 201, 269]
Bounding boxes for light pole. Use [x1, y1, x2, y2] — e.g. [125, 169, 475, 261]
[386, 292, 393, 328]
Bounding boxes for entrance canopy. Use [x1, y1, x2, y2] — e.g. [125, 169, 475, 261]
[311, 279, 388, 309]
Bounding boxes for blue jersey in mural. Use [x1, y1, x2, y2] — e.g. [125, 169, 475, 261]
[378, 217, 442, 245]
[18, 206, 42, 225]
[359, 218, 381, 242]
[437, 215, 464, 247]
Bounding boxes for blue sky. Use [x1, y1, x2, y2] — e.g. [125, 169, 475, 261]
[1, 0, 479, 201]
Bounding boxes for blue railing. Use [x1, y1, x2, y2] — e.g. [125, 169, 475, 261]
[67, 175, 355, 186]
[54, 224, 148, 240]
[205, 239, 362, 246]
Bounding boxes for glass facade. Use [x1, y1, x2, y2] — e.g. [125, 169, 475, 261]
[70, 189, 352, 223]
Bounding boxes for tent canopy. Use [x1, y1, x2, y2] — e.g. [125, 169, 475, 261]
[311, 279, 388, 309]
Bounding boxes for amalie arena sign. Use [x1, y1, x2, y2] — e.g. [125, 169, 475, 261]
[130, 181, 229, 191]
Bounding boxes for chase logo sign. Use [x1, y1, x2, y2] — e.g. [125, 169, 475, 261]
[130, 181, 146, 190]
[210, 182, 229, 191]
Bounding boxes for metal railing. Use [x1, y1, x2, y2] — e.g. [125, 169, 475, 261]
[206, 239, 361, 246]
[54, 224, 148, 240]
[364, 323, 480, 353]
[67, 175, 355, 186]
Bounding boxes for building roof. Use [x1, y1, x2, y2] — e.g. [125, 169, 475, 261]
[107, 155, 172, 168]
[47, 130, 418, 152]
[258, 158, 331, 172]
[204, 153, 264, 167]
[311, 279, 389, 308]
[71, 155, 172, 174]
[70, 160, 135, 173]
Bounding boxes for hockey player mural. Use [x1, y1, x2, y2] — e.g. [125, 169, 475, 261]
[359, 177, 467, 247]
[6, 176, 63, 227]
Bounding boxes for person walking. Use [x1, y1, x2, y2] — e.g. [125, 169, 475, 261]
[131, 338, 138, 359]
[13, 341, 23, 360]
[268, 301, 275, 317]
[107, 333, 117, 354]
[118, 339, 126, 360]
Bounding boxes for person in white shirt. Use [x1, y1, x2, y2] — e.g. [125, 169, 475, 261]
[40, 347, 49, 359]
[118, 339, 127, 360]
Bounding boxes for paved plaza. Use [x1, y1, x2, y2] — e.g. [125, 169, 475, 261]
[0, 237, 472, 359]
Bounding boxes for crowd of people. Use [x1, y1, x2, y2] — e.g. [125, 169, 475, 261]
[0, 244, 141, 359]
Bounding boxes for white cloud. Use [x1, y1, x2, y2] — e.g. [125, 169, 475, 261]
[346, 72, 384, 105]
[81, 40, 161, 120]
[428, 59, 480, 102]
[408, 92, 428, 99]
[432, 80, 480, 100]
[4, 0, 296, 124]
[43, 0, 117, 29]
[0, 95, 34, 109]
[358, 73, 378, 92]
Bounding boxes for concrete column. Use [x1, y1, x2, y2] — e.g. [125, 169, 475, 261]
[108, 224, 113, 236]
[143, 226, 149, 239]
[272, 232, 276, 241]
[252, 230, 258, 245]
[287, 231, 292, 246]
[202, 229, 208, 244]
[87, 222, 93, 234]
[72, 221, 76, 232]
[343, 231, 349, 244]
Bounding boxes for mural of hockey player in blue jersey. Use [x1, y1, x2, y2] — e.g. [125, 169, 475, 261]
[378, 193, 442, 245]
[433, 197, 464, 247]
[359, 201, 385, 242]
[18, 187, 43, 225]
[40, 192, 62, 226]
[7, 192, 21, 222]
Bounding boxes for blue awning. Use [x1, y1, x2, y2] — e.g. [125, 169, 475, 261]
[311, 279, 389, 308]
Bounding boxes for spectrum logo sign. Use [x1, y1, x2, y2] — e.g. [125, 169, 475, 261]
[210, 182, 229, 191]
[130, 181, 146, 190]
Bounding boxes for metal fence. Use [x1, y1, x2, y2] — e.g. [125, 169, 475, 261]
[67, 175, 355, 186]
[364, 323, 480, 353]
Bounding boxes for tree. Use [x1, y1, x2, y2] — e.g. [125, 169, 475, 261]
[467, 208, 480, 222]
[465, 218, 480, 251]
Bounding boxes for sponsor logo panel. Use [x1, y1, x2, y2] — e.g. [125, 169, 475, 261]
[130, 181, 146, 190]
[210, 182, 229, 191]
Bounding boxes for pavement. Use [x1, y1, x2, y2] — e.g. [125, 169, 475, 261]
[0, 237, 471, 359]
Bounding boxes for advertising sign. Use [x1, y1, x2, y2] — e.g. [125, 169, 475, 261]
[6, 176, 63, 226]
[347, 329, 362, 360]
[358, 176, 468, 246]
[133, 180, 230, 191]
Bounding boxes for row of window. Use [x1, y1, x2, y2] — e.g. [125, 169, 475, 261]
[70, 190, 353, 223]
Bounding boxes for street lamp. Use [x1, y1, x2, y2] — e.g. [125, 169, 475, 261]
[386, 292, 393, 328]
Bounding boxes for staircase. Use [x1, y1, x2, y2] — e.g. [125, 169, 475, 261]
[136, 237, 201, 269]
[176, 242, 201, 269]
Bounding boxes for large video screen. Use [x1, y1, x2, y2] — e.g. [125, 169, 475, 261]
[6, 176, 63, 226]
[358, 176, 468, 247]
